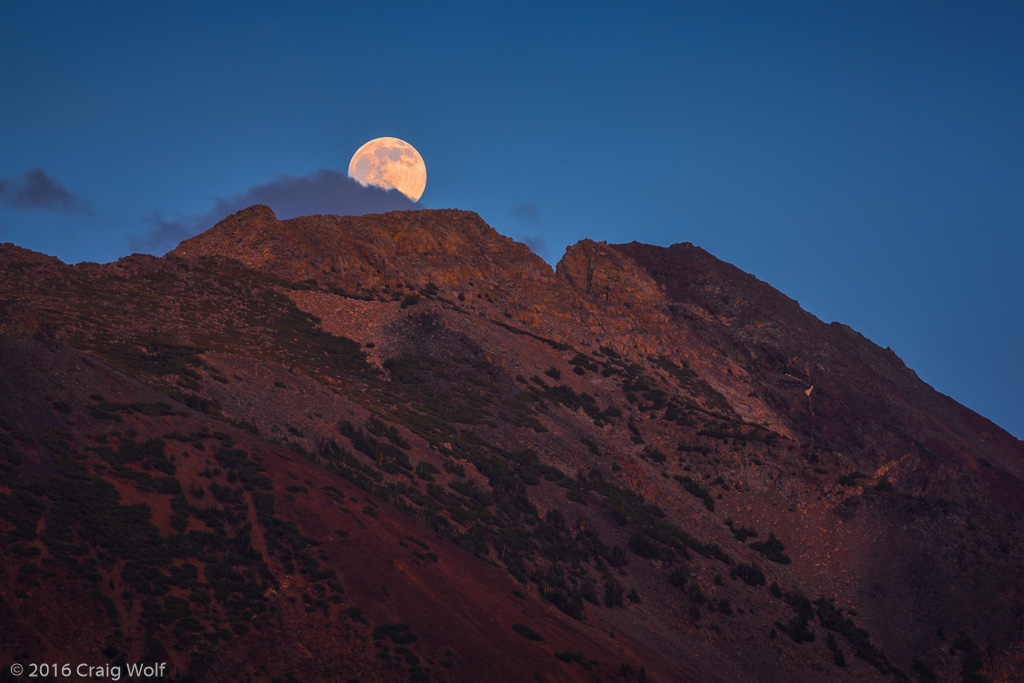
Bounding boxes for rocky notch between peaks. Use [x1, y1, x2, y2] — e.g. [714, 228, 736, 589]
[1, 205, 1022, 682]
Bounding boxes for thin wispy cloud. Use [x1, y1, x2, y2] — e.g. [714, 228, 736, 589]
[512, 203, 539, 224]
[511, 204, 549, 260]
[520, 235, 549, 261]
[0, 168, 92, 214]
[136, 211, 194, 253]
[130, 169, 419, 254]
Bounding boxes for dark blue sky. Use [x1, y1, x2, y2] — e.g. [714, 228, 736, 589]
[2, 2, 1021, 437]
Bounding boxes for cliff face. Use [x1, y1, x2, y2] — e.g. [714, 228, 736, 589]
[2, 206, 1022, 682]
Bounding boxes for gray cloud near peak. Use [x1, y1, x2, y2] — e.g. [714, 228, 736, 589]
[130, 168, 420, 254]
[520, 235, 549, 261]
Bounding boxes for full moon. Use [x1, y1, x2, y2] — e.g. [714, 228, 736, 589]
[347, 137, 427, 202]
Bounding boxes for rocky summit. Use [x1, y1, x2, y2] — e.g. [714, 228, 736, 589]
[1, 205, 1022, 682]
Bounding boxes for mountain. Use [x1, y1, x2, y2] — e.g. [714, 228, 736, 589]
[1, 205, 1021, 682]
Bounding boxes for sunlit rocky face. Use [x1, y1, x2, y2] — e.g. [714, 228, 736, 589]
[348, 137, 427, 202]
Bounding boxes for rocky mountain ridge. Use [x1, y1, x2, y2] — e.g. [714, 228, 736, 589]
[1, 205, 1021, 682]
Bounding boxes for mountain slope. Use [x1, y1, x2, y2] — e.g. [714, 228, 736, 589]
[1, 205, 1021, 682]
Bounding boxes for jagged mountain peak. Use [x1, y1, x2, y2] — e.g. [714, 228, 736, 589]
[170, 204, 554, 293]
